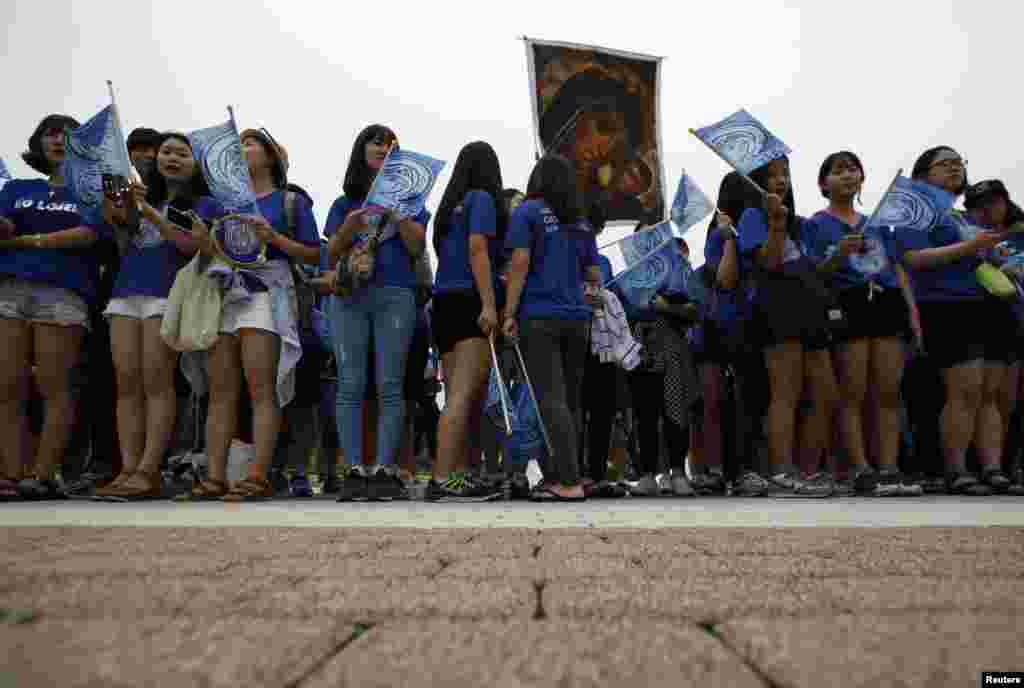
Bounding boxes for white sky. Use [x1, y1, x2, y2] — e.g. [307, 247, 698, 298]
[2, 0, 1018, 267]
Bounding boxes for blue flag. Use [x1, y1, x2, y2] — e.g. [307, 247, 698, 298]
[62, 105, 132, 225]
[188, 117, 258, 215]
[0, 156, 10, 192]
[693, 109, 791, 176]
[365, 147, 446, 219]
[866, 175, 954, 231]
[615, 236, 683, 309]
[670, 170, 714, 233]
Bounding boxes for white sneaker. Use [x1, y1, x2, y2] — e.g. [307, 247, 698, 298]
[629, 474, 659, 497]
[670, 473, 695, 497]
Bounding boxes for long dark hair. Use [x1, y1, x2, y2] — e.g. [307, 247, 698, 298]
[749, 156, 800, 240]
[342, 124, 396, 200]
[22, 114, 80, 174]
[525, 155, 581, 225]
[433, 141, 506, 255]
[144, 133, 210, 211]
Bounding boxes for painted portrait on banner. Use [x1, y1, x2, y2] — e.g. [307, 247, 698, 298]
[525, 38, 665, 224]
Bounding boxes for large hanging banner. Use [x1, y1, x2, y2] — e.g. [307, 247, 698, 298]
[524, 37, 666, 224]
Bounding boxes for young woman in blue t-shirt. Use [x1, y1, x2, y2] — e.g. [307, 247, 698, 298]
[94, 133, 208, 500]
[0, 114, 108, 500]
[897, 147, 1007, 494]
[736, 157, 838, 497]
[189, 128, 321, 502]
[324, 125, 428, 502]
[427, 141, 507, 501]
[502, 155, 602, 501]
[808, 151, 921, 497]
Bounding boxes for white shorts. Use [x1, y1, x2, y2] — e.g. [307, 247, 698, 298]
[104, 295, 168, 320]
[0, 278, 90, 329]
[220, 291, 275, 335]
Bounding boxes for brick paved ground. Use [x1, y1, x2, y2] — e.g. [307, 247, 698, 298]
[1, 503, 1022, 686]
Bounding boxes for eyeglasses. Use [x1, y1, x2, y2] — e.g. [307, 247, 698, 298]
[930, 158, 967, 171]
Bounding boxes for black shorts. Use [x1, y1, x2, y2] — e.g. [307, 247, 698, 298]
[694, 319, 733, 367]
[432, 290, 487, 356]
[835, 284, 911, 343]
[917, 298, 1012, 369]
[750, 275, 831, 352]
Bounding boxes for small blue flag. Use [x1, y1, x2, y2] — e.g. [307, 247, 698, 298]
[62, 105, 132, 225]
[866, 175, 954, 232]
[615, 237, 683, 309]
[670, 170, 714, 233]
[365, 147, 446, 219]
[693, 109, 791, 176]
[188, 115, 258, 215]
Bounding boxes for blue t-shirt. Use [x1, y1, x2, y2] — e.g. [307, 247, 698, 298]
[111, 204, 194, 299]
[196, 190, 320, 263]
[703, 226, 749, 326]
[597, 254, 613, 286]
[807, 211, 900, 290]
[323, 196, 430, 291]
[433, 190, 501, 297]
[0, 178, 107, 304]
[504, 199, 596, 321]
[894, 209, 983, 302]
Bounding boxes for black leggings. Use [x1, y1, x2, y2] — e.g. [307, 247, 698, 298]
[579, 354, 618, 482]
[628, 369, 688, 475]
[518, 318, 587, 485]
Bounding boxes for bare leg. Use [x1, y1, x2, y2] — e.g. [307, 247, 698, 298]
[0, 318, 33, 479]
[238, 329, 282, 480]
[975, 362, 1007, 472]
[110, 316, 144, 477]
[869, 337, 905, 472]
[204, 335, 242, 483]
[835, 339, 871, 472]
[941, 361, 984, 473]
[799, 349, 838, 471]
[433, 339, 490, 481]
[31, 323, 84, 477]
[138, 317, 178, 474]
[764, 340, 804, 473]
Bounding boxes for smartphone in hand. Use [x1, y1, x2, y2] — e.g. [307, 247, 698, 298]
[166, 207, 194, 230]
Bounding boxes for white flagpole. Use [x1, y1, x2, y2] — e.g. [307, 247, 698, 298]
[688, 127, 766, 196]
[489, 334, 513, 436]
[107, 80, 139, 184]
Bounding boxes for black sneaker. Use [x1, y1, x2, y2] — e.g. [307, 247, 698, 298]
[851, 467, 879, 495]
[63, 472, 112, 498]
[366, 469, 407, 502]
[438, 472, 503, 502]
[691, 471, 726, 496]
[15, 478, 67, 500]
[320, 474, 340, 495]
[270, 469, 291, 498]
[423, 479, 446, 502]
[337, 468, 368, 502]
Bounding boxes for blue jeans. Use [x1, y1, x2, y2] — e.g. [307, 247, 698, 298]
[329, 287, 416, 466]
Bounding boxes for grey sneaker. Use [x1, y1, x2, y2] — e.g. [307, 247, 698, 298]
[873, 471, 905, 497]
[656, 473, 672, 494]
[670, 473, 695, 497]
[732, 471, 770, 497]
[765, 472, 833, 498]
[629, 474, 660, 497]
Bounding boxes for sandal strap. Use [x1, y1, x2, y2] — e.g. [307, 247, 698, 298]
[193, 479, 228, 497]
[228, 477, 271, 497]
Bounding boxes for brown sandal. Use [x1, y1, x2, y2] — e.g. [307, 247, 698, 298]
[185, 478, 229, 501]
[93, 472, 137, 499]
[222, 477, 272, 502]
[101, 470, 163, 501]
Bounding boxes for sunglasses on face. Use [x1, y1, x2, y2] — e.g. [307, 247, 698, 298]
[369, 133, 396, 147]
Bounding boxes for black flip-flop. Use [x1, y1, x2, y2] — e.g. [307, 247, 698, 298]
[530, 487, 586, 502]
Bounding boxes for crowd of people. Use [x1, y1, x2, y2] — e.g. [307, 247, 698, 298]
[2, 111, 1024, 503]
